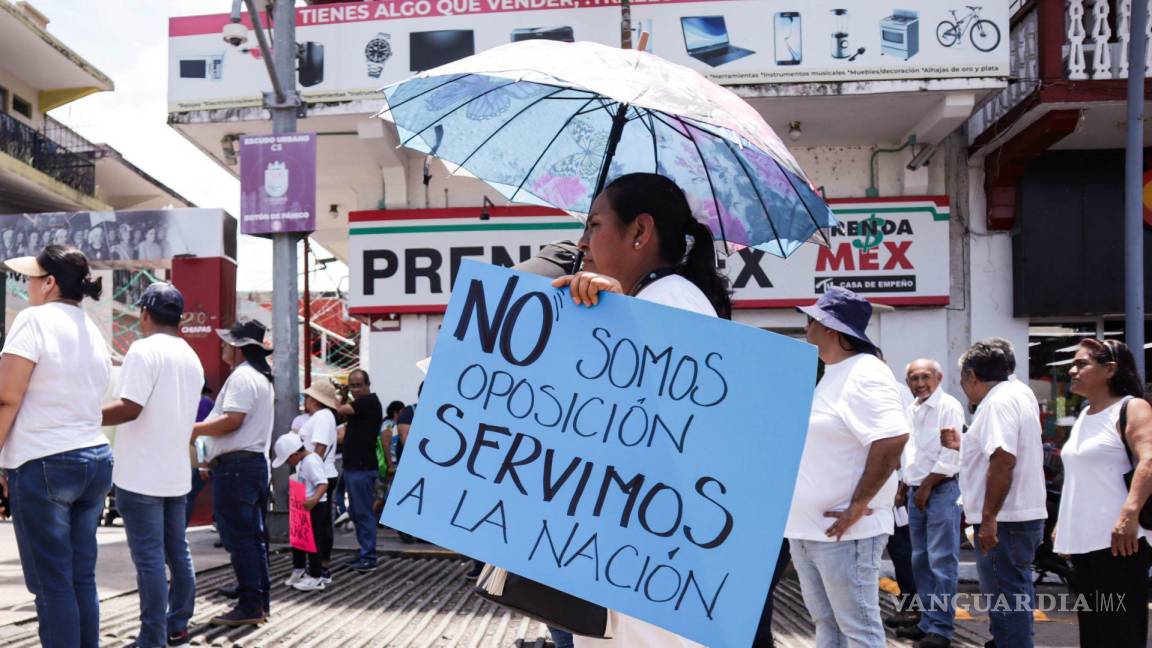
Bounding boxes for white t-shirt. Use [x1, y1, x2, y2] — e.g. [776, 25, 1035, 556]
[0, 302, 111, 469]
[300, 408, 339, 479]
[294, 452, 329, 502]
[572, 274, 712, 648]
[205, 362, 275, 461]
[901, 388, 966, 486]
[959, 379, 1047, 525]
[1055, 400, 1149, 554]
[785, 354, 909, 542]
[112, 333, 205, 497]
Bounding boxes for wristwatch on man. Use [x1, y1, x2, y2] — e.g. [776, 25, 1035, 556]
[365, 32, 392, 78]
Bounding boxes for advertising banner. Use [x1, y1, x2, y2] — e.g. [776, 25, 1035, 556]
[630, 0, 1009, 86]
[168, 0, 623, 112]
[382, 261, 815, 647]
[240, 133, 317, 236]
[0, 208, 237, 267]
[347, 197, 950, 314]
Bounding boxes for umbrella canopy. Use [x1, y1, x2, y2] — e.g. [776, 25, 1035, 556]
[377, 40, 835, 257]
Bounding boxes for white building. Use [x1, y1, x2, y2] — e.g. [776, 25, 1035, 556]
[166, 0, 1149, 411]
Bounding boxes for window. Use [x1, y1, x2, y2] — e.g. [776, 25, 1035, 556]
[12, 95, 32, 119]
[0, 86, 7, 113]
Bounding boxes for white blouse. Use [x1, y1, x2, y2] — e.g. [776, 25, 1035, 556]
[1054, 400, 1150, 555]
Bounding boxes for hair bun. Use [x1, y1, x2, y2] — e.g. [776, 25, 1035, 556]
[81, 275, 103, 301]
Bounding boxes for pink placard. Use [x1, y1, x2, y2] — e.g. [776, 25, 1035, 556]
[289, 480, 317, 553]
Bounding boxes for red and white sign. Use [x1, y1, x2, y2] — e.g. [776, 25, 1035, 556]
[347, 197, 951, 316]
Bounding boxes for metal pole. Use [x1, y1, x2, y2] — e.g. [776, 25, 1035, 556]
[303, 239, 312, 389]
[1125, 0, 1147, 380]
[268, 0, 300, 525]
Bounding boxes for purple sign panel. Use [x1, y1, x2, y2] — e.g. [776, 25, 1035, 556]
[240, 133, 316, 235]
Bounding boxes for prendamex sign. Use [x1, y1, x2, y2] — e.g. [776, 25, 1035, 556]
[347, 197, 950, 316]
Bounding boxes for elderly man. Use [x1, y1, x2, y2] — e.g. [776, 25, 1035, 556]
[942, 339, 1046, 648]
[895, 359, 966, 648]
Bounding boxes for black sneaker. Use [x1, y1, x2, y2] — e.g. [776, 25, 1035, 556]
[167, 629, 191, 646]
[210, 607, 265, 627]
[216, 586, 239, 599]
[895, 626, 927, 641]
[884, 611, 921, 628]
[352, 559, 378, 573]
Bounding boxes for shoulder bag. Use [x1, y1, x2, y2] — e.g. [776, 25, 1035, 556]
[1117, 398, 1152, 530]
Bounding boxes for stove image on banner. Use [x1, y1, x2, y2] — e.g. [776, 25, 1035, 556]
[680, 16, 755, 67]
[880, 9, 920, 59]
[409, 30, 475, 72]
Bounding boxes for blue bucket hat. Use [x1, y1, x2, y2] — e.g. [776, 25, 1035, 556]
[797, 286, 876, 349]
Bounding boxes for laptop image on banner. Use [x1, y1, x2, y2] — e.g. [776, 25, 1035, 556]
[681, 16, 755, 67]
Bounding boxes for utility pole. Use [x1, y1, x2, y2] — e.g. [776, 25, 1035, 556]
[237, 0, 303, 532]
[1125, 0, 1148, 380]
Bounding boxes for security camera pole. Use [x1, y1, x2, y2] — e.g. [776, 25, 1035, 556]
[233, 0, 303, 534]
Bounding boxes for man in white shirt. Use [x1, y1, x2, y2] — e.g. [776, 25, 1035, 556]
[894, 359, 966, 648]
[102, 283, 205, 648]
[943, 339, 1046, 648]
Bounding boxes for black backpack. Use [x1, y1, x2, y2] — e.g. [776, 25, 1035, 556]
[1118, 398, 1152, 530]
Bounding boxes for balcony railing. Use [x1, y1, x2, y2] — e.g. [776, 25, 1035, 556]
[0, 112, 96, 196]
[969, 0, 1151, 144]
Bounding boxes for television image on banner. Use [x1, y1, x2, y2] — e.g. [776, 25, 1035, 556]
[409, 30, 475, 71]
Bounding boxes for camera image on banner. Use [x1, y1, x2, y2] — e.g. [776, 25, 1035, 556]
[381, 261, 816, 648]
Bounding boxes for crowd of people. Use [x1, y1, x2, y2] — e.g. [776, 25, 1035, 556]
[0, 171, 1148, 648]
[0, 218, 171, 264]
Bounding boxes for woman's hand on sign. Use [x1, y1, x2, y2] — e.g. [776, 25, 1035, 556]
[552, 272, 623, 307]
[823, 503, 873, 540]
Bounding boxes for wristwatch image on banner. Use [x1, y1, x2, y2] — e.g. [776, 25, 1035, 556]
[366, 32, 393, 78]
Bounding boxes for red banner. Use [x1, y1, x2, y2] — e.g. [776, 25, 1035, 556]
[289, 481, 317, 553]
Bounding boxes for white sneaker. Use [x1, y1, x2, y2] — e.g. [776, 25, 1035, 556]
[334, 512, 350, 526]
[293, 575, 326, 592]
[283, 568, 305, 587]
[319, 571, 332, 586]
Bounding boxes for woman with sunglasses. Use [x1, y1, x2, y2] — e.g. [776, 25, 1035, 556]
[1055, 339, 1151, 647]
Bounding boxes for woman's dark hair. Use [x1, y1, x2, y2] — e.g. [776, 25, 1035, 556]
[603, 173, 732, 319]
[838, 332, 882, 360]
[386, 400, 406, 418]
[1079, 338, 1147, 399]
[38, 245, 101, 301]
[240, 345, 274, 384]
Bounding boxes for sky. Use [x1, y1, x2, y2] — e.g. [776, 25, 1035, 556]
[32, 0, 347, 292]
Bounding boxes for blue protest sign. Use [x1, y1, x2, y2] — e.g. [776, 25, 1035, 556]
[383, 261, 815, 647]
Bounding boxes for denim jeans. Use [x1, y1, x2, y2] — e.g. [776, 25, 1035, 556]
[549, 626, 574, 648]
[907, 479, 961, 638]
[886, 523, 917, 612]
[789, 535, 888, 648]
[973, 519, 1043, 648]
[116, 487, 196, 647]
[212, 452, 270, 615]
[8, 444, 113, 648]
[344, 469, 379, 562]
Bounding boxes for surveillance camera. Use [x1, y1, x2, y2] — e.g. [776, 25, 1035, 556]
[222, 22, 248, 47]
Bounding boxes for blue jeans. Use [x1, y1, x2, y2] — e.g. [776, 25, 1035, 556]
[212, 452, 270, 615]
[8, 445, 113, 648]
[789, 535, 888, 648]
[344, 469, 378, 562]
[117, 487, 196, 647]
[907, 479, 961, 638]
[974, 519, 1044, 648]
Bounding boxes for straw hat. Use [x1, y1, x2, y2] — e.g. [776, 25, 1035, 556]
[303, 379, 341, 410]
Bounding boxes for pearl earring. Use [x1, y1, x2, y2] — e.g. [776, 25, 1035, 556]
[633, 241, 640, 248]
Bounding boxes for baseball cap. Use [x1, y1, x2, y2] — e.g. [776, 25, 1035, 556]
[137, 282, 185, 321]
[272, 432, 306, 469]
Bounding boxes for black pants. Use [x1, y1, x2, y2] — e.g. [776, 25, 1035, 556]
[1069, 539, 1151, 648]
[887, 523, 918, 611]
[292, 500, 333, 577]
[752, 541, 792, 647]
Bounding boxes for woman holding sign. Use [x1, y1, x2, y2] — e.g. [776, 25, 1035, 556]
[553, 172, 729, 648]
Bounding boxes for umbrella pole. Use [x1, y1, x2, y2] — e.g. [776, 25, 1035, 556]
[593, 102, 630, 197]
